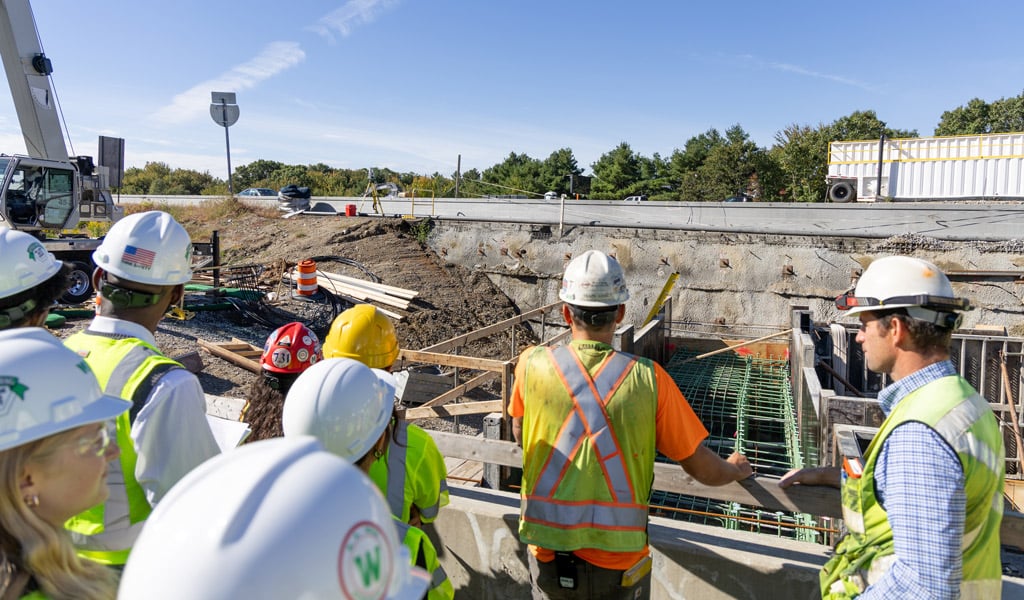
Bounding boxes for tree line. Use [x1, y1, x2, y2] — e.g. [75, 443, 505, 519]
[121, 91, 1024, 203]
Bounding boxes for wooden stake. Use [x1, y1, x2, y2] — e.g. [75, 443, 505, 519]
[678, 328, 794, 364]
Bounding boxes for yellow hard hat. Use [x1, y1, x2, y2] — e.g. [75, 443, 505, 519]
[323, 304, 399, 368]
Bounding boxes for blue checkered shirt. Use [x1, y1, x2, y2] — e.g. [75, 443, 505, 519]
[860, 360, 965, 600]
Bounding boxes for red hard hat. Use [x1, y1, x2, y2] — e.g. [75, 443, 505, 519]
[261, 322, 323, 374]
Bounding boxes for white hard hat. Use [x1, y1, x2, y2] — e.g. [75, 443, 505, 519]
[118, 437, 429, 600]
[92, 211, 193, 285]
[0, 328, 129, 452]
[558, 250, 630, 307]
[836, 256, 970, 326]
[282, 358, 396, 461]
[0, 229, 62, 300]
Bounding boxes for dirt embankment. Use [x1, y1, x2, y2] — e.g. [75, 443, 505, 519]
[54, 205, 532, 407]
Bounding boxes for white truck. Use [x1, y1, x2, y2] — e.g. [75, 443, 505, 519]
[0, 0, 124, 303]
[826, 132, 1024, 202]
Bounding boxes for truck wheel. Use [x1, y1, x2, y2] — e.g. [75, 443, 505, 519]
[828, 182, 855, 203]
[61, 261, 95, 305]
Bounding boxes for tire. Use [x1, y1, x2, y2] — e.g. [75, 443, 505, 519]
[61, 261, 95, 305]
[828, 182, 855, 203]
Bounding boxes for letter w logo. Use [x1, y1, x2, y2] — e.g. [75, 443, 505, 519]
[354, 547, 382, 587]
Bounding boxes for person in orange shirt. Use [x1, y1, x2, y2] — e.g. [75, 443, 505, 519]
[510, 250, 752, 600]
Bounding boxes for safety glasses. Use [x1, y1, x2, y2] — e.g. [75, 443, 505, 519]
[75, 421, 116, 457]
[834, 293, 970, 312]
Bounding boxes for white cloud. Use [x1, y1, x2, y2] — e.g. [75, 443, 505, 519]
[153, 42, 305, 124]
[766, 61, 877, 92]
[309, 0, 398, 43]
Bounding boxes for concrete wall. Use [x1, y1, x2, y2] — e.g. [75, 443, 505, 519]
[427, 221, 1024, 336]
[434, 486, 1024, 599]
[434, 486, 828, 599]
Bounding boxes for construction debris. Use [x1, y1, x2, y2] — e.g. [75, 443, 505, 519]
[197, 339, 262, 374]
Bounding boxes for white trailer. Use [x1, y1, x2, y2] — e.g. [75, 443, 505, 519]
[826, 132, 1024, 202]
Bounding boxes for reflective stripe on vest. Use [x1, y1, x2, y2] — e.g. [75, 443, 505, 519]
[386, 421, 449, 522]
[393, 520, 454, 600]
[63, 332, 180, 565]
[387, 421, 408, 519]
[523, 346, 645, 531]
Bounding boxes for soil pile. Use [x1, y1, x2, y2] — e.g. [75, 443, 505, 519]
[54, 206, 533, 420]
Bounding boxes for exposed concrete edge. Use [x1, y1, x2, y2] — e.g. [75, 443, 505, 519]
[436, 486, 827, 599]
[434, 486, 1024, 599]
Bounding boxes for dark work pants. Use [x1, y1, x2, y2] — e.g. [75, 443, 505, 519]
[527, 551, 651, 600]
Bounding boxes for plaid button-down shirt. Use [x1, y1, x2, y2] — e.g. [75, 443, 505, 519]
[860, 360, 964, 600]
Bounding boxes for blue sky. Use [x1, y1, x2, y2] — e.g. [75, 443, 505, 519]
[2, 1, 1022, 180]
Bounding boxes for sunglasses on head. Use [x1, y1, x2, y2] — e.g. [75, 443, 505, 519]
[834, 293, 970, 312]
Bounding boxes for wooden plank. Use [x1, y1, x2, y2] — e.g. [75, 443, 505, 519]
[419, 371, 499, 408]
[316, 269, 419, 300]
[397, 349, 508, 372]
[402, 399, 503, 420]
[399, 371, 453, 406]
[319, 279, 410, 309]
[421, 301, 562, 353]
[287, 273, 410, 310]
[197, 339, 262, 374]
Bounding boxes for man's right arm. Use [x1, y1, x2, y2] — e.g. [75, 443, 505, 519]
[679, 446, 753, 486]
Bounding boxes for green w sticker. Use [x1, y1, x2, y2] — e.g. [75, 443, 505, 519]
[0, 376, 28, 417]
[339, 522, 392, 600]
[354, 546, 382, 587]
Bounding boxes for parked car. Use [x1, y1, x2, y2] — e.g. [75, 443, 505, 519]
[723, 194, 753, 202]
[543, 191, 559, 200]
[238, 188, 277, 197]
[623, 195, 648, 203]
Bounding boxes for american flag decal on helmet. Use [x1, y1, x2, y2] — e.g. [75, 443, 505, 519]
[122, 245, 156, 269]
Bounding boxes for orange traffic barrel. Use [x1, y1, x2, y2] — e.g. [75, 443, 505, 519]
[345, 204, 357, 217]
[296, 259, 318, 296]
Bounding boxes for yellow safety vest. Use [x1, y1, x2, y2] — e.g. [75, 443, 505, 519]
[394, 520, 454, 600]
[63, 331, 182, 566]
[822, 375, 1004, 599]
[518, 342, 657, 552]
[369, 421, 450, 524]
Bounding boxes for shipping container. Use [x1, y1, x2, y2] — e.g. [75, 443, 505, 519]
[826, 132, 1024, 202]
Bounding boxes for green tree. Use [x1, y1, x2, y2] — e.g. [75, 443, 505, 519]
[935, 91, 1024, 135]
[590, 143, 641, 199]
[539, 148, 582, 197]
[121, 162, 220, 195]
[481, 152, 544, 197]
[233, 159, 285, 189]
[668, 126, 776, 202]
[772, 110, 916, 202]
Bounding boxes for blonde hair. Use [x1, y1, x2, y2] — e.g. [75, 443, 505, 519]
[0, 430, 118, 599]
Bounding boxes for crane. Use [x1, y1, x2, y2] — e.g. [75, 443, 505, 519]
[0, 0, 124, 303]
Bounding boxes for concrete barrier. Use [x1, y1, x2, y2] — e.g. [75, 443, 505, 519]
[435, 486, 827, 599]
[434, 486, 1024, 599]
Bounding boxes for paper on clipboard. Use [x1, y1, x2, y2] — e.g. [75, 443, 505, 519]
[206, 414, 252, 452]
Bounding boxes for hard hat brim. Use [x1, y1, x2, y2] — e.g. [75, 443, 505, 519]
[372, 369, 397, 400]
[841, 303, 915, 318]
[1, 393, 130, 452]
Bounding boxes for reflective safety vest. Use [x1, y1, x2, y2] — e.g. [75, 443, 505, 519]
[369, 420, 450, 524]
[518, 343, 658, 553]
[394, 520, 454, 600]
[63, 331, 183, 566]
[822, 375, 1004, 599]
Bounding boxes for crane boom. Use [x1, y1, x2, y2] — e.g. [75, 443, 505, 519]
[0, 0, 69, 162]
